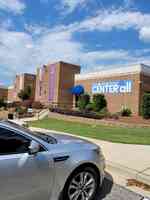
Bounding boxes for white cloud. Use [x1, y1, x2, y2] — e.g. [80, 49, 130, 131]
[2, 8, 150, 84]
[139, 27, 150, 43]
[0, 29, 33, 81]
[24, 24, 50, 36]
[80, 50, 130, 67]
[60, 0, 87, 14]
[77, 10, 150, 32]
[1, 22, 150, 85]
[0, 26, 83, 83]
[0, 0, 26, 14]
[34, 29, 83, 65]
[58, 9, 150, 42]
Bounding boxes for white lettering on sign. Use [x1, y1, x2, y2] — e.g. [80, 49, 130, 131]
[92, 80, 132, 94]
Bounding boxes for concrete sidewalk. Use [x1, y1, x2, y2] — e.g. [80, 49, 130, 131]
[31, 127, 150, 188]
[91, 139, 150, 185]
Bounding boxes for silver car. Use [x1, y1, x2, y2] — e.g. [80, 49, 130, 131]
[0, 120, 105, 200]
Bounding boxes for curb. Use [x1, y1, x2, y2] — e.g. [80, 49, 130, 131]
[106, 161, 150, 186]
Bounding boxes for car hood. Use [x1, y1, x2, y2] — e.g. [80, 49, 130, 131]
[42, 132, 99, 152]
[52, 133, 88, 143]
[50, 133, 95, 145]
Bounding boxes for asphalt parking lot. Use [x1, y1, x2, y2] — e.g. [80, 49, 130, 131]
[96, 173, 143, 200]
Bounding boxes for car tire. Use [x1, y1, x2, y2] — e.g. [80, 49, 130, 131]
[63, 166, 99, 200]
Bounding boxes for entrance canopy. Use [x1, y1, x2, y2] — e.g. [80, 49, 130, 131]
[70, 85, 84, 95]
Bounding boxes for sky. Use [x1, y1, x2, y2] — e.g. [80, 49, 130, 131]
[0, 0, 150, 85]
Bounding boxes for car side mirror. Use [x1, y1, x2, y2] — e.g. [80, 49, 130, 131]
[28, 140, 40, 155]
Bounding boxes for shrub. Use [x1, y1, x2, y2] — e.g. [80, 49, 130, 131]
[142, 93, 150, 119]
[77, 94, 90, 110]
[110, 112, 120, 120]
[99, 107, 108, 114]
[85, 103, 93, 111]
[18, 86, 32, 101]
[121, 108, 132, 117]
[32, 101, 43, 109]
[99, 107, 110, 118]
[15, 107, 27, 115]
[92, 94, 107, 112]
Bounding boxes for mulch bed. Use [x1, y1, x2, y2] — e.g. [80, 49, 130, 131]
[119, 116, 150, 126]
[127, 179, 150, 191]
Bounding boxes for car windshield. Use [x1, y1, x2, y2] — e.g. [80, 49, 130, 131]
[34, 132, 57, 144]
[2, 121, 57, 144]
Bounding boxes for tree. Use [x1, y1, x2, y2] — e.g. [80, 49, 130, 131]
[77, 93, 90, 111]
[142, 93, 150, 119]
[18, 86, 32, 101]
[93, 94, 107, 112]
[0, 98, 6, 108]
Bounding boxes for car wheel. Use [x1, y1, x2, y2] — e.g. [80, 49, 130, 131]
[63, 167, 99, 200]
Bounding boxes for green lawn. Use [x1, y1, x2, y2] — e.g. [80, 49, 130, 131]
[29, 118, 150, 145]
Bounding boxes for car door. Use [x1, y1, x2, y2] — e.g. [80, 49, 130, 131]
[0, 126, 54, 200]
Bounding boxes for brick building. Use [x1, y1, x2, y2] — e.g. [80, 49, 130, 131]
[1, 61, 150, 115]
[0, 86, 8, 101]
[35, 61, 80, 107]
[75, 64, 150, 115]
[7, 73, 36, 103]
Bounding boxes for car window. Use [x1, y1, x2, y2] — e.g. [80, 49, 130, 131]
[0, 127, 31, 155]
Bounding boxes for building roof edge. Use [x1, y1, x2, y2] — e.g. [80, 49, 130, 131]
[75, 64, 150, 81]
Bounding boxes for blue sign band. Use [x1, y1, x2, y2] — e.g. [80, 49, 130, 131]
[92, 80, 132, 94]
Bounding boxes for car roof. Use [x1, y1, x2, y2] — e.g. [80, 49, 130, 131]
[0, 120, 20, 129]
[0, 120, 34, 139]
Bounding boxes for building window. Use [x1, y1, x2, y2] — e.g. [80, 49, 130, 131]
[39, 81, 42, 96]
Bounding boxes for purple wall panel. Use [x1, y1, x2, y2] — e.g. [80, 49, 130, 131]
[49, 64, 56, 102]
[39, 67, 44, 97]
